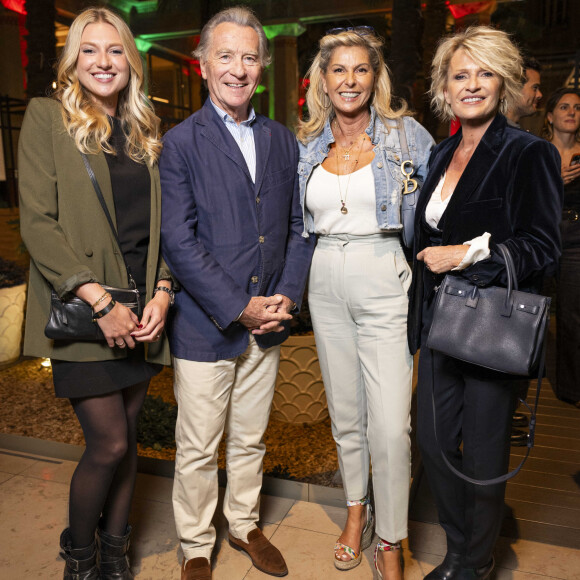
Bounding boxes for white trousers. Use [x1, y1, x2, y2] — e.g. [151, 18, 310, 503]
[308, 234, 413, 542]
[172, 335, 281, 560]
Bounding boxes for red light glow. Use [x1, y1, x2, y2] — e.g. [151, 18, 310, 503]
[1, 0, 26, 14]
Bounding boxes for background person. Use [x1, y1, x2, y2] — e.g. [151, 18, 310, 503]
[542, 87, 580, 406]
[18, 7, 172, 579]
[407, 26, 562, 580]
[297, 27, 434, 580]
[505, 55, 543, 128]
[505, 54, 544, 445]
[159, 7, 314, 580]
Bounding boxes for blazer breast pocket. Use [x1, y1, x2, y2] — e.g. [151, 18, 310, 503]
[267, 165, 295, 187]
[461, 198, 503, 213]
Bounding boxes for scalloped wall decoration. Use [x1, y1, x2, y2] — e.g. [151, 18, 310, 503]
[272, 334, 328, 425]
[0, 283, 26, 365]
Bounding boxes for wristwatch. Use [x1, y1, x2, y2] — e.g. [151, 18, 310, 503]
[153, 286, 175, 306]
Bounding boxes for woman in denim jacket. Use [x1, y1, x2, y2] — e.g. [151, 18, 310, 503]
[296, 28, 433, 579]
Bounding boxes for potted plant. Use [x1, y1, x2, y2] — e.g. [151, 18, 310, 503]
[0, 257, 28, 367]
[271, 293, 329, 425]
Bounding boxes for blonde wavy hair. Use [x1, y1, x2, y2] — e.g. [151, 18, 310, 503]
[54, 7, 161, 164]
[297, 30, 407, 144]
[430, 26, 523, 122]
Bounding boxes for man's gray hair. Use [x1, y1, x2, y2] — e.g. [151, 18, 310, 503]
[193, 6, 271, 68]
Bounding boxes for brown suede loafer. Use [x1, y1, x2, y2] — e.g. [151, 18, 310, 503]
[181, 557, 211, 580]
[228, 528, 288, 577]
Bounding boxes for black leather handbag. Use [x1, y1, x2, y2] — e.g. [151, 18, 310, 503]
[45, 286, 140, 341]
[44, 154, 141, 341]
[426, 244, 550, 377]
[426, 243, 551, 485]
[396, 118, 421, 249]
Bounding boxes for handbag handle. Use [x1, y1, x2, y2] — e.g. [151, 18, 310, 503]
[429, 242, 546, 486]
[497, 244, 518, 317]
[80, 153, 136, 289]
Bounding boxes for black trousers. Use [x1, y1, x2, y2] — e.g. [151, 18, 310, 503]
[555, 237, 580, 404]
[417, 301, 517, 568]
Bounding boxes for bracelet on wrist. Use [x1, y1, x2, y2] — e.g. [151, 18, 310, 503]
[91, 291, 111, 309]
[153, 285, 175, 306]
[92, 299, 116, 321]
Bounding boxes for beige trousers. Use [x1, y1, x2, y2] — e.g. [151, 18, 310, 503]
[172, 335, 281, 560]
[308, 234, 413, 542]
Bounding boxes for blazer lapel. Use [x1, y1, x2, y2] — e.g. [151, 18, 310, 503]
[440, 116, 505, 242]
[198, 101, 253, 183]
[415, 134, 459, 226]
[254, 118, 271, 193]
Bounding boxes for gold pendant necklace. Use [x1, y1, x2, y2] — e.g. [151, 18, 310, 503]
[333, 119, 358, 161]
[335, 134, 365, 215]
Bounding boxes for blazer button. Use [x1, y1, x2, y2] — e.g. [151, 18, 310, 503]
[259, 235, 265, 243]
[256, 196, 261, 203]
[84, 248, 93, 257]
[472, 275, 480, 281]
[381, 204, 387, 211]
[377, 162, 383, 169]
[251, 276, 259, 284]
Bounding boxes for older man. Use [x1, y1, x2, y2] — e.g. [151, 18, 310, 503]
[160, 6, 313, 580]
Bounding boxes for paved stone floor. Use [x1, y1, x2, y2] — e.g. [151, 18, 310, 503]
[2, 447, 580, 579]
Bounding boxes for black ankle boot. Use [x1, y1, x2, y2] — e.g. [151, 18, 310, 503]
[97, 524, 134, 580]
[457, 558, 495, 580]
[59, 528, 99, 580]
[425, 552, 462, 580]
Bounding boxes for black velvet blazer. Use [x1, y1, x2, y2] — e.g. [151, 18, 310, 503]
[407, 114, 563, 354]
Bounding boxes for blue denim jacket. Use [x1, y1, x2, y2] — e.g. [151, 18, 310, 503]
[297, 107, 434, 237]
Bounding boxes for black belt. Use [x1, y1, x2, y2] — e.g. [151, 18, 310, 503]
[562, 209, 579, 222]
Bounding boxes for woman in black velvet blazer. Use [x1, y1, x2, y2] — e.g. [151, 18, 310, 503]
[407, 27, 562, 580]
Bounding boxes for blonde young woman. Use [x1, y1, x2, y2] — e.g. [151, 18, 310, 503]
[18, 8, 172, 579]
[297, 28, 433, 579]
[542, 88, 580, 406]
[407, 27, 562, 580]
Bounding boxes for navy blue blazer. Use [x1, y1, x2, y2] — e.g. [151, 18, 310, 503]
[408, 114, 563, 354]
[160, 99, 314, 362]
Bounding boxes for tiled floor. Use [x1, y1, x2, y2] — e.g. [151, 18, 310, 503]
[1, 448, 580, 579]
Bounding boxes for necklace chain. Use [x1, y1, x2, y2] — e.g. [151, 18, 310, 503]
[335, 133, 365, 215]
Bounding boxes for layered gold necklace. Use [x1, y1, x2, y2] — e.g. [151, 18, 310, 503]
[334, 134, 365, 215]
[333, 117, 370, 214]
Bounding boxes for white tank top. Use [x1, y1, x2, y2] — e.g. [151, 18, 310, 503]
[305, 163, 380, 235]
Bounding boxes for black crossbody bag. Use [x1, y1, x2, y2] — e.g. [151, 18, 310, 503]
[44, 154, 141, 341]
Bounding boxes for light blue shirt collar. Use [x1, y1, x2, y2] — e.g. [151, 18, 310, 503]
[210, 99, 256, 126]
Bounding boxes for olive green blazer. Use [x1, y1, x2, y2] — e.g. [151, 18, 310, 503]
[18, 97, 171, 364]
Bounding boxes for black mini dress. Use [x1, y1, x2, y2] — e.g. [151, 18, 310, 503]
[52, 117, 162, 399]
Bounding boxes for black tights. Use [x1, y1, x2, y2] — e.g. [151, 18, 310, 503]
[68, 380, 149, 548]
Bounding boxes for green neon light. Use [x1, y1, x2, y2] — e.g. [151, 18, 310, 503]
[138, 30, 199, 42]
[263, 23, 306, 40]
[109, 0, 158, 15]
[135, 38, 153, 53]
[255, 84, 266, 94]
